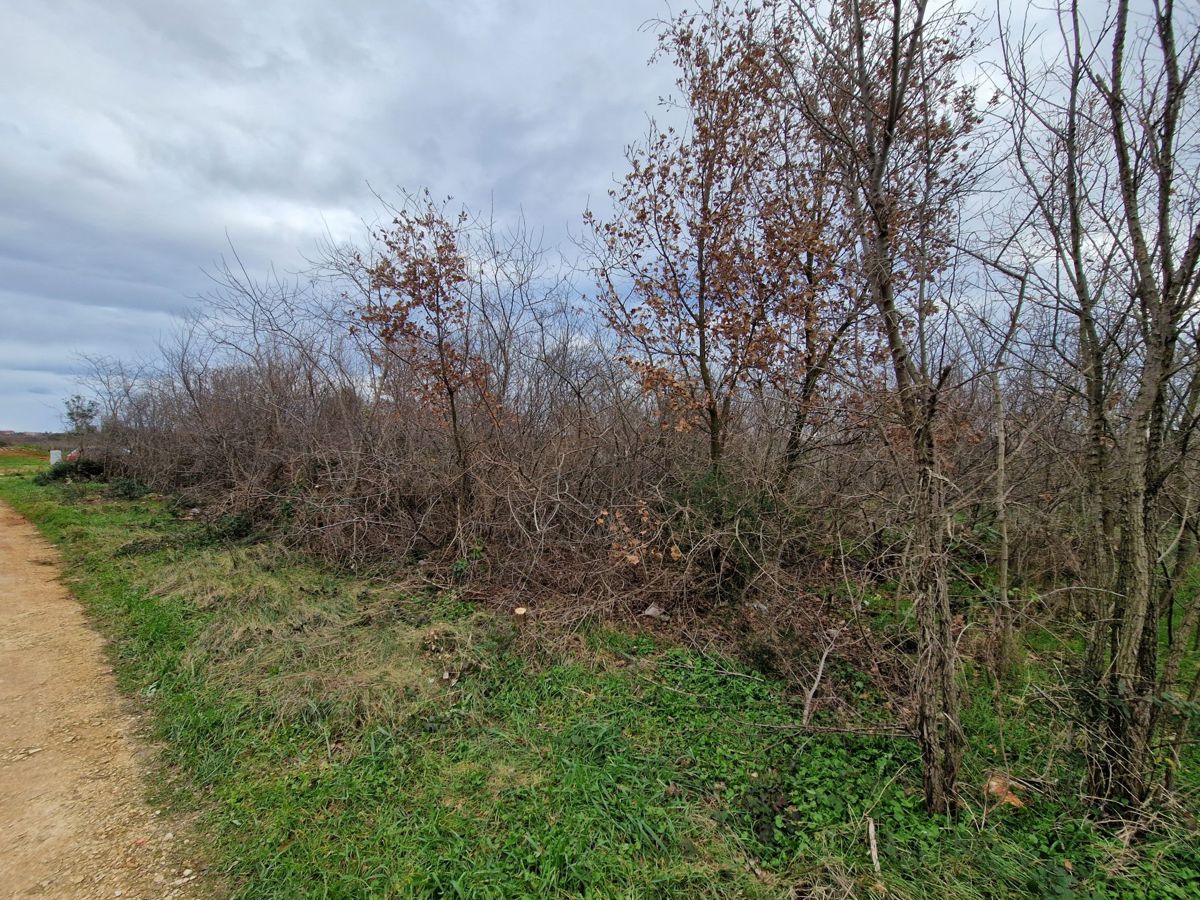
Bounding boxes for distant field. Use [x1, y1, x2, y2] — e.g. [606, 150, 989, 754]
[0, 446, 49, 475]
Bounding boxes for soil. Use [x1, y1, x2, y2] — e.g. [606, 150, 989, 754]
[0, 503, 212, 899]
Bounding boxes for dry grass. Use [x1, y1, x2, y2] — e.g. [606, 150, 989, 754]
[147, 544, 502, 734]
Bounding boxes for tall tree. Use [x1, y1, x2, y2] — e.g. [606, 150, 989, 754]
[768, 0, 985, 814]
[1000, 0, 1200, 805]
[588, 5, 785, 469]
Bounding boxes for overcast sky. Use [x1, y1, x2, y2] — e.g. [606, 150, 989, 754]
[0, 0, 675, 430]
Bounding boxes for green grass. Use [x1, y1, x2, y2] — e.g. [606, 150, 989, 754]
[0, 471, 1197, 898]
[0, 444, 48, 475]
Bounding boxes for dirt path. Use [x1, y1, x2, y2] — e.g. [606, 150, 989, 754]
[0, 503, 210, 899]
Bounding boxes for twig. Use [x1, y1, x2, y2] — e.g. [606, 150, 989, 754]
[867, 816, 882, 876]
[803, 629, 839, 725]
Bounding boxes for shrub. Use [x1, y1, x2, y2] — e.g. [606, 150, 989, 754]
[207, 513, 256, 542]
[108, 477, 150, 500]
[33, 458, 106, 486]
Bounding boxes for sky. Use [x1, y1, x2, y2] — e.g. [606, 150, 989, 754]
[0, 0, 676, 431]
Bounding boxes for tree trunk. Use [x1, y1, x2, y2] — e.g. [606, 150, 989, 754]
[1091, 341, 1167, 804]
[991, 368, 1014, 678]
[912, 420, 962, 815]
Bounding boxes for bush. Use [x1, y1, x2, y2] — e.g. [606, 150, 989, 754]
[33, 458, 106, 486]
[207, 513, 256, 542]
[108, 477, 150, 500]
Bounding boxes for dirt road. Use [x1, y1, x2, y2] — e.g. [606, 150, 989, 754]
[0, 503, 209, 899]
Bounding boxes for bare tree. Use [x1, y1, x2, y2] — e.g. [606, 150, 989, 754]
[766, 0, 986, 814]
[999, 0, 1200, 806]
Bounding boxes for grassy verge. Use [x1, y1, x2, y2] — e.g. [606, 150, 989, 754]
[0, 470, 1196, 898]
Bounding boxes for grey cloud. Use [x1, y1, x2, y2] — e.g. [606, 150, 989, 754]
[1, 0, 675, 429]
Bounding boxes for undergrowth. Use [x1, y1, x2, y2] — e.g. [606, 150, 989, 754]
[0, 472, 1196, 898]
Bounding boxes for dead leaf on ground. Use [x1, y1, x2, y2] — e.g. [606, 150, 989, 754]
[985, 774, 1024, 808]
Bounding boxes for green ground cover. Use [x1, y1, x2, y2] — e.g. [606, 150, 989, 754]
[0, 470, 1195, 898]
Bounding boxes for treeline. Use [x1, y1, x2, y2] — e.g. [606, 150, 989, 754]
[85, 0, 1199, 820]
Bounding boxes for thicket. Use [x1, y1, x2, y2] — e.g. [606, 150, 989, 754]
[83, 0, 1200, 826]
